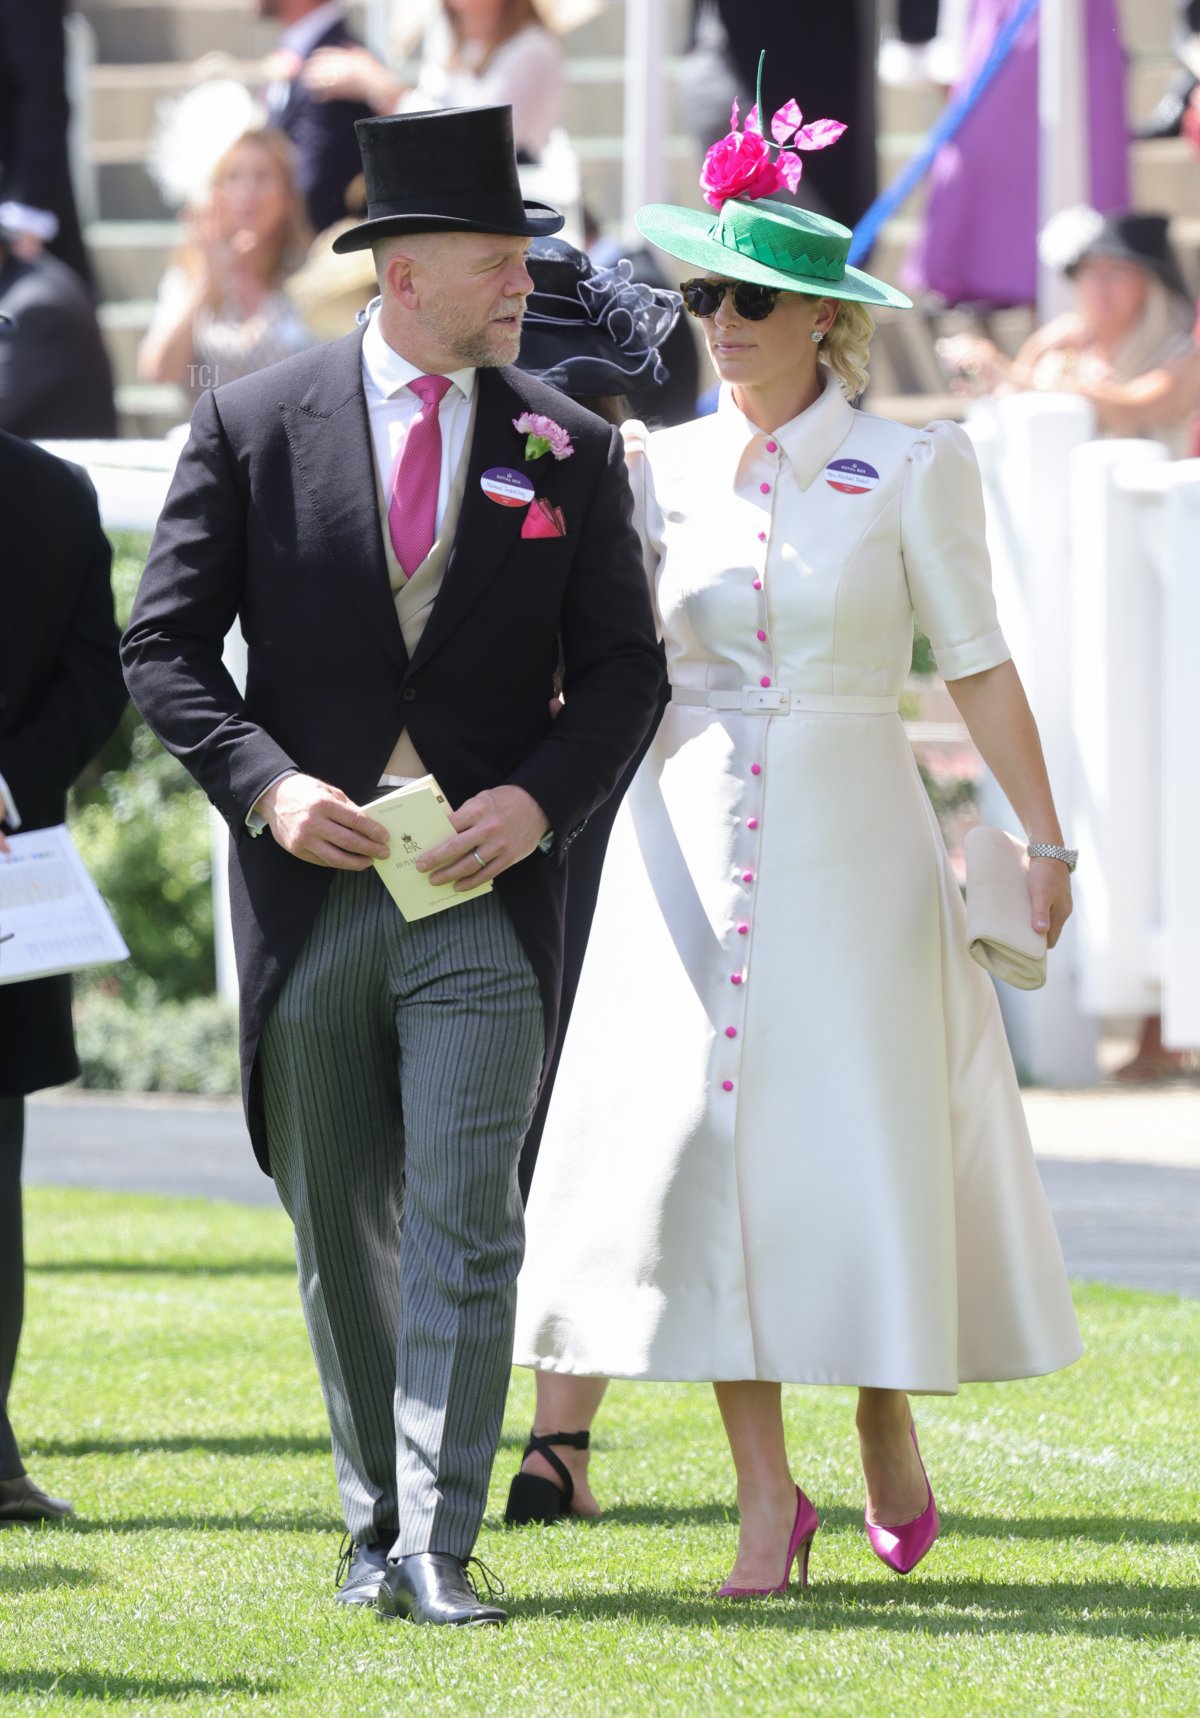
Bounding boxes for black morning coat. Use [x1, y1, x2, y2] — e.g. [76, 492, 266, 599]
[0, 432, 127, 1096]
[121, 330, 666, 1173]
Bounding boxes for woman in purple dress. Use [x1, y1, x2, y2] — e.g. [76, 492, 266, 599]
[906, 0, 1130, 308]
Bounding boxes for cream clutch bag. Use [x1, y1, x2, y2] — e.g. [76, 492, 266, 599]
[964, 826, 1047, 990]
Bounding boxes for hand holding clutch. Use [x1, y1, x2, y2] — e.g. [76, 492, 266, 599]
[964, 826, 1047, 990]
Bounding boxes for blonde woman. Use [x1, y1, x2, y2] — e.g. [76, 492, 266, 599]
[139, 128, 313, 402]
[510, 102, 1082, 1595]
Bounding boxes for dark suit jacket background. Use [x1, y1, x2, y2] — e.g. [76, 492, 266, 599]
[0, 0, 92, 291]
[0, 252, 116, 439]
[122, 333, 665, 1172]
[690, 0, 879, 229]
[0, 434, 127, 1095]
[273, 17, 375, 234]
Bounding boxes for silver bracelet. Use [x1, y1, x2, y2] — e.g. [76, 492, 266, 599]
[1027, 842, 1078, 874]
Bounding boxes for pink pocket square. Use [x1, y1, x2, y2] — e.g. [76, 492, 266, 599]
[521, 497, 567, 539]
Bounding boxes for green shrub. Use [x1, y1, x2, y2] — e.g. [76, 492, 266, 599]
[72, 722, 216, 1005]
[71, 531, 220, 1013]
[74, 992, 240, 1095]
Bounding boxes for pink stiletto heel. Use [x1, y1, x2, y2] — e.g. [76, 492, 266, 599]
[717, 1485, 819, 1598]
[864, 1424, 940, 1575]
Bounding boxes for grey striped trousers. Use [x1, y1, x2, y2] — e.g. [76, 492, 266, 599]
[260, 870, 544, 1560]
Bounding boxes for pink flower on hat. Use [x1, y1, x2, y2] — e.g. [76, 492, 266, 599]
[700, 97, 846, 212]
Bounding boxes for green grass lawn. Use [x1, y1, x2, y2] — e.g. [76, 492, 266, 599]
[1, 1189, 1198, 1717]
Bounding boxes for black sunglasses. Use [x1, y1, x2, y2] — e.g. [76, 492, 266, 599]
[680, 277, 783, 322]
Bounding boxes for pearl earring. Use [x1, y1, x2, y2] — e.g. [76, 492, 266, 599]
[811, 329, 825, 344]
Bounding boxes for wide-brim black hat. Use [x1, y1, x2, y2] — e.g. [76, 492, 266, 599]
[331, 106, 563, 254]
[516, 238, 683, 397]
[1047, 209, 1192, 303]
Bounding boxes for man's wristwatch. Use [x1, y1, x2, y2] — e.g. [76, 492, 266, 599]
[1027, 842, 1078, 874]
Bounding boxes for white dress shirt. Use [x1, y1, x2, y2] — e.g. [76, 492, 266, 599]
[360, 297, 476, 528]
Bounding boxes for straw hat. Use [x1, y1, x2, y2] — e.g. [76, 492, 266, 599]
[635, 74, 911, 311]
[636, 197, 912, 310]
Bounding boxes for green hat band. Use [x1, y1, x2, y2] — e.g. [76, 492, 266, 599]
[714, 198, 850, 284]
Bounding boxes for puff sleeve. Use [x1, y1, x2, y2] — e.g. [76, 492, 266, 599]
[900, 419, 1011, 681]
[620, 417, 665, 639]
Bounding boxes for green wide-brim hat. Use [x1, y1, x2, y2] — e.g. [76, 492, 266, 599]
[635, 197, 912, 311]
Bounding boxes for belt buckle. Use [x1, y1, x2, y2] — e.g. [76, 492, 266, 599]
[742, 685, 788, 715]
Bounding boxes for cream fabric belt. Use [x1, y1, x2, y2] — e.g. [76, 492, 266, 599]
[671, 686, 900, 716]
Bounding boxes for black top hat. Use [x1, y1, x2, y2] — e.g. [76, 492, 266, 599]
[1064, 211, 1191, 303]
[516, 238, 682, 397]
[331, 106, 563, 254]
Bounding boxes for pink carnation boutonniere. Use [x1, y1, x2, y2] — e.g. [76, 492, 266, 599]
[514, 412, 574, 462]
[700, 93, 846, 212]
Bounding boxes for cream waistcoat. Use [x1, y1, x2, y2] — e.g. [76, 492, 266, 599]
[379, 390, 478, 780]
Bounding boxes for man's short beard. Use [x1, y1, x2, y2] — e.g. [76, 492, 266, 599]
[424, 288, 524, 368]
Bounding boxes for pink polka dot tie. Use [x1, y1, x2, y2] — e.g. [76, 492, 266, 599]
[388, 374, 452, 579]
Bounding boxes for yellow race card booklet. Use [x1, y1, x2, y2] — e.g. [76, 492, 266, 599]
[369, 776, 493, 921]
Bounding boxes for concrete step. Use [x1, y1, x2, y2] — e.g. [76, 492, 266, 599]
[77, 0, 688, 67]
[76, 0, 287, 65]
[1119, 0, 1180, 56]
[83, 54, 691, 148]
[87, 58, 262, 143]
[877, 51, 1187, 136]
[85, 129, 703, 223]
[1132, 137, 1200, 218]
[81, 119, 1200, 229]
[99, 298, 157, 385]
[116, 380, 188, 438]
[88, 219, 180, 300]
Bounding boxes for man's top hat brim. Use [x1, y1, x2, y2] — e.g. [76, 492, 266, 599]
[330, 106, 564, 253]
[332, 200, 564, 253]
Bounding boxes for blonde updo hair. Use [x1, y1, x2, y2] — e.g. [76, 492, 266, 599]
[819, 300, 874, 400]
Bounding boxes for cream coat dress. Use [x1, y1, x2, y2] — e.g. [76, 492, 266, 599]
[514, 371, 1083, 1393]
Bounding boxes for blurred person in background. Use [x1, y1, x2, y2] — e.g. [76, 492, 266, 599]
[0, 222, 116, 439]
[906, 0, 1129, 309]
[0, 422, 127, 1523]
[260, 0, 376, 234]
[300, 0, 597, 163]
[139, 127, 315, 405]
[0, 0, 93, 292]
[939, 210, 1200, 458]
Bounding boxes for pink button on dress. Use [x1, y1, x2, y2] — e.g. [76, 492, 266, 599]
[516, 371, 1081, 1391]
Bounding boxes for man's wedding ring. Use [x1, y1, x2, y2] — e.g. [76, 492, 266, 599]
[473, 849, 486, 869]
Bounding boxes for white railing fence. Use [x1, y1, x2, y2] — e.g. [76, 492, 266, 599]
[965, 397, 1200, 1082]
[49, 410, 1200, 1065]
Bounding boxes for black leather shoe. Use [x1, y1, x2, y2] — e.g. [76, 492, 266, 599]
[334, 1535, 391, 1606]
[0, 1475, 74, 1523]
[375, 1553, 507, 1627]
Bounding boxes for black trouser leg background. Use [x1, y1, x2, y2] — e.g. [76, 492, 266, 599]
[0, 1096, 26, 1480]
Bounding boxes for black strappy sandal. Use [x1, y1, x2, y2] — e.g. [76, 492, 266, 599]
[504, 1430, 590, 1527]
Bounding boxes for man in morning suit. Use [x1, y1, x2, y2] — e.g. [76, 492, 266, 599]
[260, 0, 375, 234]
[0, 427, 127, 1522]
[121, 105, 664, 1627]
